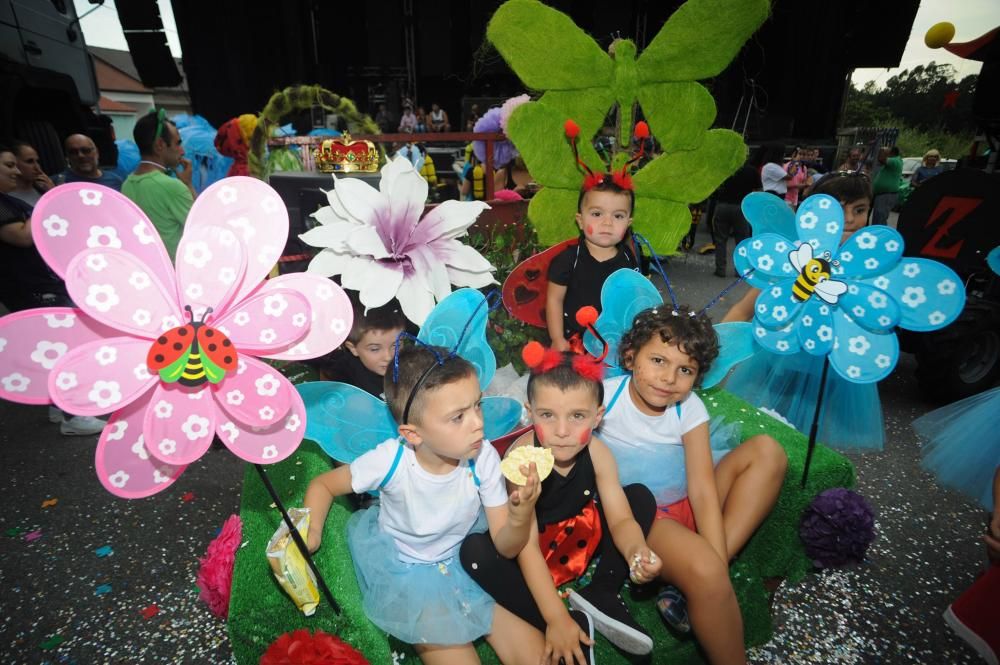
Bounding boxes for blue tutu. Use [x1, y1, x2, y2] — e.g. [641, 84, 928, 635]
[913, 386, 1000, 511]
[346, 506, 495, 645]
[609, 416, 739, 506]
[724, 345, 884, 452]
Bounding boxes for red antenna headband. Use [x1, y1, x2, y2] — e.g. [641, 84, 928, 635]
[564, 119, 650, 193]
[522, 307, 609, 382]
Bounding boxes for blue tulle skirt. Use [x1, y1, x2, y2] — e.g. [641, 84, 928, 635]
[724, 347, 885, 452]
[346, 506, 495, 645]
[913, 386, 1000, 511]
[608, 416, 739, 506]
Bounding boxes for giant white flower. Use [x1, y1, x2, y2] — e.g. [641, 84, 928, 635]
[301, 156, 496, 324]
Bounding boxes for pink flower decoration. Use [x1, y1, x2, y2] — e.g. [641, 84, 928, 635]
[197, 514, 242, 618]
[0, 178, 353, 498]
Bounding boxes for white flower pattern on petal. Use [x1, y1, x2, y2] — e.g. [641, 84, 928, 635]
[42, 215, 69, 237]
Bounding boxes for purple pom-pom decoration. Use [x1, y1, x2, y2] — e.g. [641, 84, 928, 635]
[473, 106, 518, 168]
[799, 488, 876, 569]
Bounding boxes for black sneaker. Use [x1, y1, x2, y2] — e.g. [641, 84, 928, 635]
[567, 609, 596, 664]
[655, 584, 691, 634]
[568, 586, 653, 655]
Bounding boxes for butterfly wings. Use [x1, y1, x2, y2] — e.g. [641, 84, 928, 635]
[585, 269, 754, 387]
[489, 0, 768, 254]
[501, 238, 578, 328]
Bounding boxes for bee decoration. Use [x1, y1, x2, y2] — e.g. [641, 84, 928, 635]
[789, 243, 847, 304]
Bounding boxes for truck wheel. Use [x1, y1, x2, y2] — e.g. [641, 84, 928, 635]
[916, 329, 1000, 401]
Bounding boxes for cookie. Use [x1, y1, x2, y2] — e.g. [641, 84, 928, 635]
[500, 445, 555, 485]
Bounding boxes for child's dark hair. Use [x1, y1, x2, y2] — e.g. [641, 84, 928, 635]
[526, 355, 604, 406]
[384, 344, 477, 424]
[619, 305, 719, 387]
[812, 172, 872, 204]
[347, 292, 407, 344]
[577, 177, 635, 215]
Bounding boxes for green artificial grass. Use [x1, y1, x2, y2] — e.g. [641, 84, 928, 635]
[229, 388, 854, 664]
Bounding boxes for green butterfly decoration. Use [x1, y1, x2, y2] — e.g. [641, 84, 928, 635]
[488, 0, 770, 254]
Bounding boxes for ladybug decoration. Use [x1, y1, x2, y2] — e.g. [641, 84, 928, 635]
[501, 238, 578, 328]
[147, 306, 238, 387]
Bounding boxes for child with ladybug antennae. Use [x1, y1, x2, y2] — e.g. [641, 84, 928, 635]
[545, 120, 649, 351]
[461, 307, 660, 665]
[722, 173, 884, 453]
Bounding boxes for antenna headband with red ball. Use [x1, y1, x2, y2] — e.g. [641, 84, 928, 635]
[522, 307, 609, 382]
[564, 119, 650, 193]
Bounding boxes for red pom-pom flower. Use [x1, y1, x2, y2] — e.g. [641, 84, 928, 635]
[260, 629, 369, 665]
[196, 514, 241, 619]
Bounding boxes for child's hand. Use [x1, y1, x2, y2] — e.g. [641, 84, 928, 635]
[987, 510, 1000, 564]
[306, 529, 322, 554]
[551, 337, 570, 352]
[508, 462, 541, 517]
[543, 611, 593, 665]
[627, 545, 660, 585]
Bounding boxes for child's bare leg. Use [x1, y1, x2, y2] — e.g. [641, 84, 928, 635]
[714, 434, 787, 556]
[648, 519, 747, 665]
[414, 642, 481, 665]
[485, 605, 546, 665]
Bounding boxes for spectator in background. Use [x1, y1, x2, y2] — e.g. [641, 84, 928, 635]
[9, 140, 55, 206]
[912, 149, 943, 188]
[838, 147, 864, 173]
[59, 134, 124, 191]
[375, 103, 394, 134]
[414, 106, 428, 133]
[429, 103, 450, 132]
[760, 143, 790, 199]
[871, 145, 902, 226]
[712, 157, 760, 277]
[121, 110, 195, 261]
[399, 104, 418, 133]
[784, 147, 811, 209]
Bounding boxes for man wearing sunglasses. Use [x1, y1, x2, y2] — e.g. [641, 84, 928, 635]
[59, 134, 124, 191]
[121, 110, 195, 261]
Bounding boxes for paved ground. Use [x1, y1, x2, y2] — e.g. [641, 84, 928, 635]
[0, 215, 992, 664]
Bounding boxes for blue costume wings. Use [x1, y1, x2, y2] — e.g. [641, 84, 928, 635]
[299, 288, 521, 463]
[582, 268, 754, 388]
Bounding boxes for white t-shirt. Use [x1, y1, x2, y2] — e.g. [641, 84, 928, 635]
[598, 376, 710, 451]
[350, 438, 508, 563]
[761, 162, 789, 194]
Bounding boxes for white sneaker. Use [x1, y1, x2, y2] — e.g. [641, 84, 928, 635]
[48, 406, 64, 424]
[61, 415, 106, 436]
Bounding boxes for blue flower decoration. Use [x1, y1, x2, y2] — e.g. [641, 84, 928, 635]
[734, 193, 967, 384]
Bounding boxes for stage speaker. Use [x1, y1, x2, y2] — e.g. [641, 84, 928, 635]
[268, 171, 382, 274]
[116, 0, 182, 87]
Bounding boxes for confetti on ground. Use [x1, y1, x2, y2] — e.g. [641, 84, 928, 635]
[95, 584, 112, 596]
[41, 498, 58, 509]
[5, 526, 24, 537]
[40, 635, 65, 650]
[24, 529, 42, 542]
[140, 604, 159, 619]
[182, 492, 195, 502]
[95, 545, 113, 557]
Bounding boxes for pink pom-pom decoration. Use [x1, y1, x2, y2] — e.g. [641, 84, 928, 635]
[196, 514, 242, 618]
[499, 94, 531, 133]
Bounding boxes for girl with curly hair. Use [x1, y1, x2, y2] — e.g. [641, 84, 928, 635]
[597, 306, 787, 665]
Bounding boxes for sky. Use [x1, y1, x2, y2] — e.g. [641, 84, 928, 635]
[72, 0, 182, 58]
[74, 0, 995, 88]
[850, 0, 994, 89]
